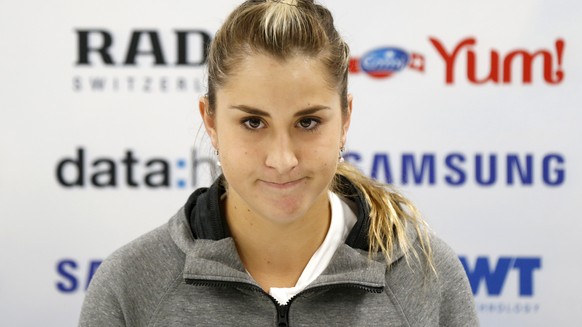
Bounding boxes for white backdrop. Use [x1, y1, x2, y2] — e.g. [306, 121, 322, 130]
[1, 1, 580, 326]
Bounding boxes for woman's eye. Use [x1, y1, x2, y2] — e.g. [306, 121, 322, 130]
[297, 118, 319, 130]
[242, 118, 264, 130]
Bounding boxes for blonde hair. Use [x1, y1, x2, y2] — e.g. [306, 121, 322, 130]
[207, 0, 348, 111]
[206, 0, 433, 268]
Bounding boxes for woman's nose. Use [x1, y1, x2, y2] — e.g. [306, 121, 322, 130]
[264, 133, 298, 174]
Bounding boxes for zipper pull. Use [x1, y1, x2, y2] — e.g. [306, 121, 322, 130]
[277, 304, 289, 327]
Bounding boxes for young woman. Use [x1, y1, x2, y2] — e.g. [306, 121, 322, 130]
[79, 1, 478, 326]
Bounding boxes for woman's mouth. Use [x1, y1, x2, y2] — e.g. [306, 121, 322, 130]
[260, 178, 306, 190]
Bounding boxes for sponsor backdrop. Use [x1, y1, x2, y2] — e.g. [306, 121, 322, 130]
[1, 0, 580, 326]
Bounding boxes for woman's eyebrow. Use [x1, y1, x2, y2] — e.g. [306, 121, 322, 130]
[294, 105, 331, 117]
[230, 105, 270, 117]
[229, 105, 331, 117]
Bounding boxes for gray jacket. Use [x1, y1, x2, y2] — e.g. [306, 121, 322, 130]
[79, 178, 479, 326]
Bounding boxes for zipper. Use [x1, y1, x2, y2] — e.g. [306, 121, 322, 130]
[185, 278, 264, 293]
[186, 278, 384, 326]
[276, 304, 289, 327]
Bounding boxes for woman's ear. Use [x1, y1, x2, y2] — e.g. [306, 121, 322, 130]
[199, 96, 218, 149]
[341, 94, 353, 146]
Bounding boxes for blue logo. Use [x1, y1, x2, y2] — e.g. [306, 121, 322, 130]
[460, 256, 541, 297]
[344, 151, 565, 187]
[360, 47, 410, 78]
[56, 259, 102, 293]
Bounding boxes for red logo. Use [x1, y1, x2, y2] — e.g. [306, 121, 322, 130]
[429, 37, 565, 85]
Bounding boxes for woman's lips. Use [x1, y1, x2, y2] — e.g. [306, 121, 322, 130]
[260, 178, 306, 190]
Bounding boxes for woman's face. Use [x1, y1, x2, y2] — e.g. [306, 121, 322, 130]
[200, 54, 352, 225]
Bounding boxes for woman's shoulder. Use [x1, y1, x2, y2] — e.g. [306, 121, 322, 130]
[427, 233, 468, 277]
[385, 232, 479, 326]
[107, 220, 185, 274]
[80, 210, 190, 326]
[95, 208, 190, 285]
[387, 232, 468, 282]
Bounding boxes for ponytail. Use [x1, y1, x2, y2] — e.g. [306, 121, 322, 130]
[333, 163, 434, 271]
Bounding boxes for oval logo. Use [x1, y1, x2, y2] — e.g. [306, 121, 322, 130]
[360, 47, 409, 78]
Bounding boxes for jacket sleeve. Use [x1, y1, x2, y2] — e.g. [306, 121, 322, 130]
[78, 256, 127, 327]
[431, 235, 480, 326]
[386, 233, 480, 326]
[77, 223, 184, 327]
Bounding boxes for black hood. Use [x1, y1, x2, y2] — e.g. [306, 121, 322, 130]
[184, 175, 371, 251]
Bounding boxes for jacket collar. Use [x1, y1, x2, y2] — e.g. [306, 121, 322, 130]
[169, 207, 387, 289]
[173, 176, 414, 288]
[184, 176, 230, 240]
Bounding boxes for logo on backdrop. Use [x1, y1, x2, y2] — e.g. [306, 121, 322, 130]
[349, 47, 425, 78]
[460, 256, 542, 314]
[55, 147, 218, 189]
[344, 151, 565, 187]
[56, 259, 102, 293]
[73, 29, 211, 93]
[429, 37, 565, 85]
